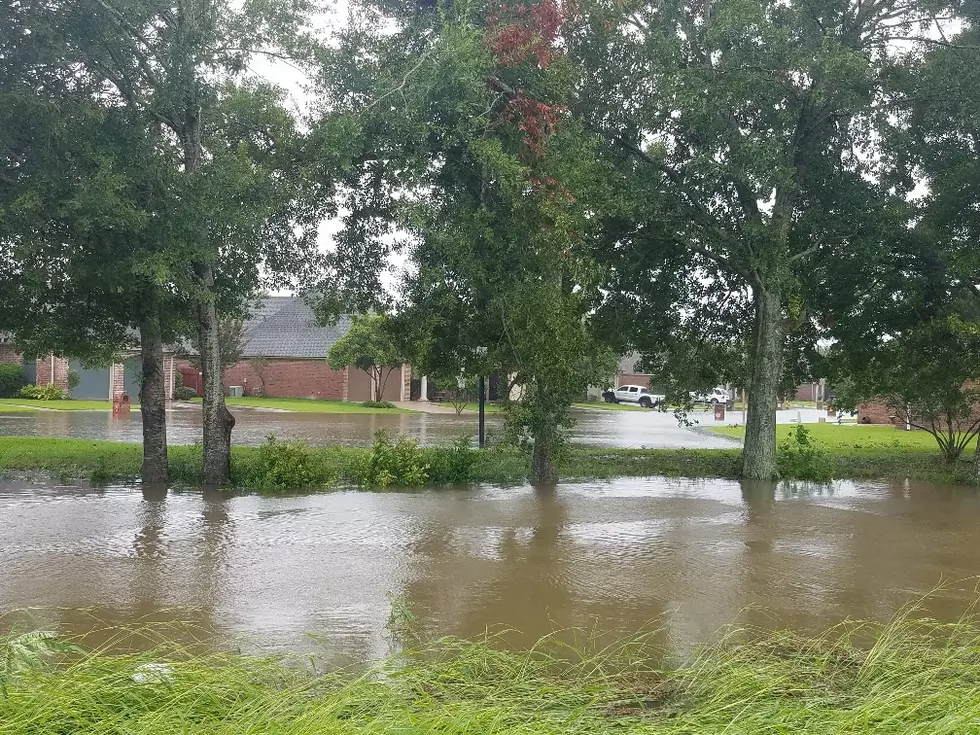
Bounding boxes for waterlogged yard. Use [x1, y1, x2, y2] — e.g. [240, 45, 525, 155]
[4, 476, 980, 732]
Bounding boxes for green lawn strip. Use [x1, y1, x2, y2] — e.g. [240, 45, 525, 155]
[190, 396, 417, 414]
[2, 614, 979, 734]
[433, 402, 505, 414]
[574, 402, 650, 412]
[6, 433, 971, 488]
[0, 398, 140, 412]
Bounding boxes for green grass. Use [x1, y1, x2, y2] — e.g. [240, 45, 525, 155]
[192, 397, 416, 414]
[3, 612, 980, 734]
[574, 401, 650, 412]
[0, 422, 975, 489]
[0, 398, 140, 412]
[711, 423, 978, 484]
[434, 401, 505, 413]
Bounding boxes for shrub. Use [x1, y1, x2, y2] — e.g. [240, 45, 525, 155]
[425, 436, 477, 484]
[173, 386, 198, 401]
[361, 400, 396, 409]
[65, 370, 81, 396]
[777, 424, 834, 481]
[355, 430, 429, 488]
[18, 383, 68, 401]
[247, 436, 319, 492]
[0, 363, 25, 398]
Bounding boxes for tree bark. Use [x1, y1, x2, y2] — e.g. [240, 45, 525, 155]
[742, 280, 785, 480]
[530, 435, 558, 486]
[138, 304, 168, 486]
[195, 268, 236, 486]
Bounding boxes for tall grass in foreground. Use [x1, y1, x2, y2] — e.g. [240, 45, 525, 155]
[3, 612, 980, 734]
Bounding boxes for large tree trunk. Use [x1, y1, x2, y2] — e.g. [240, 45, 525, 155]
[531, 438, 558, 486]
[183, 88, 234, 485]
[742, 280, 784, 480]
[138, 305, 168, 486]
[195, 267, 236, 486]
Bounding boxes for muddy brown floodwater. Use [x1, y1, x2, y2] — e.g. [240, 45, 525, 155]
[2, 476, 980, 665]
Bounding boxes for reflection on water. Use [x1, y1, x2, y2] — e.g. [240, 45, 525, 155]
[2, 476, 979, 665]
[0, 406, 738, 449]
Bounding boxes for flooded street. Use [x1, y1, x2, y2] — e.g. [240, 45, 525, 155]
[0, 405, 739, 449]
[2, 477, 979, 664]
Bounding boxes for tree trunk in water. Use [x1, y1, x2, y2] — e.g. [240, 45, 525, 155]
[971, 441, 980, 486]
[195, 264, 235, 486]
[531, 437, 558, 486]
[139, 308, 168, 486]
[742, 281, 784, 480]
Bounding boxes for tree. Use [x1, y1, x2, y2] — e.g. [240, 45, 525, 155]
[0, 77, 189, 484]
[3, 0, 322, 484]
[186, 318, 249, 373]
[317, 0, 613, 483]
[569, 0, 957, 478]
[327, 315, 404, 403]
[833, 315, 980, 464]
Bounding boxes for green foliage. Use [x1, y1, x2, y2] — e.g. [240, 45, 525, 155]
[17, 384, 68, 401]
[6, 614, 980, 733]
[425, 436, 477, 485]
[0, 364, 25, 398]
[361, 400, 396, 409]
[173, 387, 198, 401]
[354, 430, 429, 488]
[65, 369, 80, 395]
[0, 631, 79, 692]
[252, 437, 319, 492]
[327, 315, 404, 403]
[776, 425, 834, 482]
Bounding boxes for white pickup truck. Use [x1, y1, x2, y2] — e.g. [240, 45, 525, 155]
[601, 384, 665, 409]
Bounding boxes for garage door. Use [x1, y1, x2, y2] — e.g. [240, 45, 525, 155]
[123, 357, 142, 400]
[68, 360, 110, 400]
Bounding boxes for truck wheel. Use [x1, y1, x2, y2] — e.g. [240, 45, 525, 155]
[639, 397, 652, 408]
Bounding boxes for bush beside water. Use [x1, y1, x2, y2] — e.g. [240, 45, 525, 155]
[0, 364, 25, 398]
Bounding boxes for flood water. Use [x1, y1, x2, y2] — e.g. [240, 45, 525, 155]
[0, 405, 740, 449]
[3, 477, 979, 664]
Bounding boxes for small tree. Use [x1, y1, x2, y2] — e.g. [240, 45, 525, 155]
[327, 315, 403, 403]
[833, 317, 980, 464]
[187, 318, 248, 373]
[249, 357, 272, 396]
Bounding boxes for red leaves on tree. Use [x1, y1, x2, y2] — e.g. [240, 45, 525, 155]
[504, 90, 566, 157]
[486, 0, 566, 68]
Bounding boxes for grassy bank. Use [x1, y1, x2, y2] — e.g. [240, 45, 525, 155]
[191, 397, 416, 414]
[0, 437, 741, 489]
[711, 423, 977, 484]
[3, 613, 980, 734]
[0, 432, 974, 487]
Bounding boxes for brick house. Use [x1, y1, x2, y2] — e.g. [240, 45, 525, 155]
[0, 333, 177, 400]
[177, 296, 411, 402]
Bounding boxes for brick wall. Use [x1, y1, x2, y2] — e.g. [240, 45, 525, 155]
[110, 362, 125, 396]
[0, 344, 21, 364]
[36, 355, 70, 388]
[223, 358, 347, 400]
[858, 399, 980, 429]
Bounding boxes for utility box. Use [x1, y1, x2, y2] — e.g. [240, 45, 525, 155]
[714, 403, 725, 421]
[228, 385, 244, 398]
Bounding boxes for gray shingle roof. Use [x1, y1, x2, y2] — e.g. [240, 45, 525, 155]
[243, 297, 351, 358]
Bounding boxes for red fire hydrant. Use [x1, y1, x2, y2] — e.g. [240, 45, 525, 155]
[112, 392, 131, 417]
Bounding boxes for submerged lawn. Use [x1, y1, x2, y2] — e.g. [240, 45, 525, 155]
[192, 396, 417, 414]
[3, 613, 980, 734]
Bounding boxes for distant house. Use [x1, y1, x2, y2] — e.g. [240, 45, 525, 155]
[0, 333, 177, 401]
[178, 296, 411, 402]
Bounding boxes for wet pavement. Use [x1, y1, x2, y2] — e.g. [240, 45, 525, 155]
[2, 477, 979, 664]
[0, 404, 741, 449]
